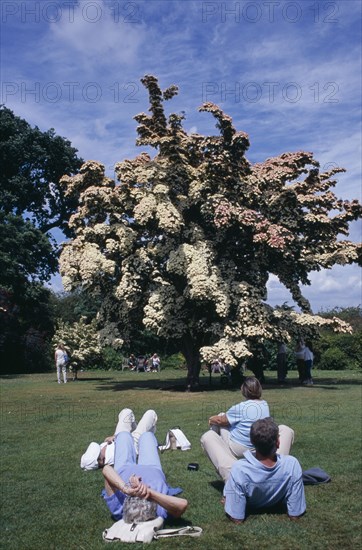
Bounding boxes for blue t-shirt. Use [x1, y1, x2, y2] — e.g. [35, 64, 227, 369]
[102, 464, 181, 520]
[224, 450, 306, 520]
[226, 400, 270, 448]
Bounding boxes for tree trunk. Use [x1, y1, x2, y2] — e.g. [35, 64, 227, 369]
[180, 335, 201, 391]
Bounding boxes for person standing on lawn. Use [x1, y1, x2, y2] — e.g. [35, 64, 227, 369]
[54, 343, 68, 384]
[295, 341, 306, 383]
[223, 417, 306, 523]
[276, 341, 288, 384]
[150, 353, 161, 372]
[303, 342, 314, 385]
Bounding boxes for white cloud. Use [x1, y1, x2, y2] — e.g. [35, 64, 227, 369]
[267, 265, 362, 312]
[45, 3, 146, 72]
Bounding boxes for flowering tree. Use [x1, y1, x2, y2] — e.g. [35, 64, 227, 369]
[52, 318, 101, 373]
[59, 76, 361, 389]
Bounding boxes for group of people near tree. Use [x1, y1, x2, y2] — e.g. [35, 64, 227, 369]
[295, 341, 314, 385]
[80, 376, 306, 532]
[275, 340, 314, 386]
[128, 353, 161, 372]
[245, 341, 314, 386]
[54, 348, 162, 384]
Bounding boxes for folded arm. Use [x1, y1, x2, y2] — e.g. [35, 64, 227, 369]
[102, 465, 136, 496]
[208, 414, 230, 427]
[102, 467, 188, 518]
[147, 487, 188, 518]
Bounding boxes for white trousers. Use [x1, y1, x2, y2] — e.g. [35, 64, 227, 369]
[114, 408, 158, 454]
[56, 363, 67, 383]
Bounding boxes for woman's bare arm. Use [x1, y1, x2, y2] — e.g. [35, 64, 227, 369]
[208, 414, 230, 427]
[146, 487, 188, 518]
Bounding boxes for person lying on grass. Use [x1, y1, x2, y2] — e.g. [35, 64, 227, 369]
[223, 417, 306, 523]
[102, 430, 188, 522]
[80, 408, 156, 470]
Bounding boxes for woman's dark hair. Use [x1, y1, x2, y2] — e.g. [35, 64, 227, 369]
[241, 376, 262, 400]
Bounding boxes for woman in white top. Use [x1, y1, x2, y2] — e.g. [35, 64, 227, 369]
[55, 343, 68, 384]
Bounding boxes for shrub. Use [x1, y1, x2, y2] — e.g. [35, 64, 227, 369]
[101, 347, 125, 370]
[318, 348, 351, 370]
[160, 353, 185, 369]
[314, 332, 361, 371]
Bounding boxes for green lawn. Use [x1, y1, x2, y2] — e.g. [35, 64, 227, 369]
[1, 368, 361, 549]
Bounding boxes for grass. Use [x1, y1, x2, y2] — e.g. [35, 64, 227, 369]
[0, 367, 361, 550]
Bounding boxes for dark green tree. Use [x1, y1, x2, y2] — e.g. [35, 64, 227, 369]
[0, 105, 83, 235]
[50, 290, 101, 325]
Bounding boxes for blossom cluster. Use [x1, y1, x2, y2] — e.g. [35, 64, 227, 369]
[52, 318, 102, 367]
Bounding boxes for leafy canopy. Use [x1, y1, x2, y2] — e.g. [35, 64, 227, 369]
[0, 105, 83, 291]
[59, 76, 361, 378]
[0, 106, 82, 372]
[0, 105, 83, 235]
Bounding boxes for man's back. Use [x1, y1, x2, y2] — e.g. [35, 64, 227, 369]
[224, 450, 306, 521]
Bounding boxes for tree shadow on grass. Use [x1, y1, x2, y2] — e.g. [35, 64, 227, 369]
[0, 374, 35, 379]
[71, 377, 114, 382]
[93, 378, 189, 392]
[263, 377, 362, 389]
[93, 377, 243, 393]
[93, 374, 362, 393]
[311, 377, 362, 386]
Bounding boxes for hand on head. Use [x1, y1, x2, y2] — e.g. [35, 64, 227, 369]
[128, 475, 150, 499]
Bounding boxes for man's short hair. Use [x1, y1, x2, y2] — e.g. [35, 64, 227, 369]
[241, 377, 262, 400]
[122, 496, 157, 524]
[250, 417, 279, 456]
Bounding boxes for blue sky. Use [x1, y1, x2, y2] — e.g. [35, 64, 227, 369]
[1, 0, 361, 312]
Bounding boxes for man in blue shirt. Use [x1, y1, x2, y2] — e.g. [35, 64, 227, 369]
[224, 417, 306, 523]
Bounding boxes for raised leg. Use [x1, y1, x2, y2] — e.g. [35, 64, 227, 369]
[200, 430, 237, 483]
[114, 408, 136, 435]
[277, 424, 294, 455]
[132, 409, 157, 453]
